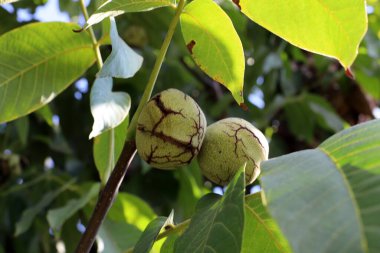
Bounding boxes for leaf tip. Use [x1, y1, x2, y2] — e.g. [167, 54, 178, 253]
[345, 67, 355, 80]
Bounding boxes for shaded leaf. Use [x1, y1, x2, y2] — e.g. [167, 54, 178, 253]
[174, 166, 245, 253]
[85, 0, 176, 29]
[47, 183, 100, 231]
[98, 17, 143, 79]
[98, 218, 142, 253]
[89, 77, 131, 138]
[0, 22, 95, 123]
[14, 179, 75, 236]
[320, 119, 380, 252]
[261, 119, 380, 253]
[243, 193, 291, 253]
[93, 116, 129, 184]
[180, 0, 245, 104]
[238, 0, 367, 68]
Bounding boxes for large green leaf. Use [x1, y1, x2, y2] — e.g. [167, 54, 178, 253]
[180, 0, 245, 104]
[320, 119, 380, 252]
[243, 193, 291, 253]
[85, 0, 176, 29]
[0, 22, 95, 123]
[238, 0, 367, 69]
[261, 119, 380, 253]
[174, 167, 245, 253]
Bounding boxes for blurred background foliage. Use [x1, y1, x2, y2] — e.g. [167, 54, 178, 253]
[0, 0, 379, 252]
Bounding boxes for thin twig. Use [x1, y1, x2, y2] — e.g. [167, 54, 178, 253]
[79, 0, 103, 69]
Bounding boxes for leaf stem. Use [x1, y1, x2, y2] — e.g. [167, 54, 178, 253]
[79, 0, 103, 69]
[126, 0, 186, 141]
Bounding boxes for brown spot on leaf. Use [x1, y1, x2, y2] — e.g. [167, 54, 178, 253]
[232, 0, 241, 10]
[345, 68, 355, 80]
[186, 40, 196, 54]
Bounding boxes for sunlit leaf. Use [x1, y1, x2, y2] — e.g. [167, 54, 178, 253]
[243, 193, 291, 253]
[84, 0, 176, 29]
[238, 0, 367, 69]
[89, 77, 131, 139]
[180, 0, 245, 104]
[0, 22, 95, 123]
[98, 17, 143, 79]
[108, 192, 156, 231]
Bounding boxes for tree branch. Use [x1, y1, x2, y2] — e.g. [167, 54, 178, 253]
[74, 140, 137, 253]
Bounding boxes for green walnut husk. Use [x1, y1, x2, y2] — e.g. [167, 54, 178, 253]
[198, 117, 269, 185]
[136, 89, 207, 169]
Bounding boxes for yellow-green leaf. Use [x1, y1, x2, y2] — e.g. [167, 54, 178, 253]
[0, 22, 95, 123]
[181, 0, 245, 104]
[238, 0, 367, 69]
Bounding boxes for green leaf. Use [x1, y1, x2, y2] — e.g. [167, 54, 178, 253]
[47, 183, 100, 231]
[160, 234, 180, 253]
[238, 0, 367, 69]
[320, 119, 380, 252]
[85, 0, 176, 29]
[107, 192, 156, 231]
[93, 116, 129, 184]
[174, 162, 206, 219]
[98, 218, 142, 253]
[243, 193, 291, 253]
[174, 166, 245, 253]
[14, 179, 75, 236]
[180, 0, 245, 104]
[0, 22, 95, 123]
[260, 119, 380, 253]
[98, 17, 143, 79]
[134, 212, 174, 253]
[89, 77, 131, 139]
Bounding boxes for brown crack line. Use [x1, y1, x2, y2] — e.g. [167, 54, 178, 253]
[151, 93, 185, 134]
[225, 122, 265, 150]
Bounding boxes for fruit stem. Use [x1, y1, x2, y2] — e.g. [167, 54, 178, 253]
[126, 0, 186, 142]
